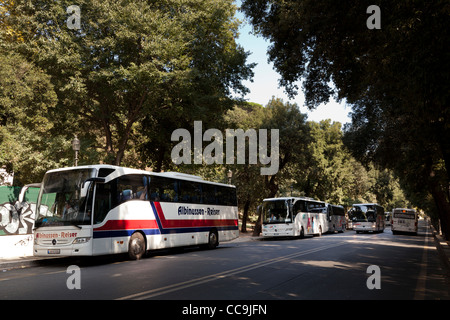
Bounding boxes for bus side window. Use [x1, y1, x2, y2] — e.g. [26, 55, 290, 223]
[149, 176, 161, 201]
[202, 183, 216, 205]
[179, 180, 201, 204]
[294, 200, 306, 215]
[292, 201, 303, 219]
[216, 186, 237, 206]
[149, 176, 178, 202]
[94, 182, 114, 224]
[116, 175, 148, 205]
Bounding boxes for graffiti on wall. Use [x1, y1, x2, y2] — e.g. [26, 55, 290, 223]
[0, 201, 35, 235]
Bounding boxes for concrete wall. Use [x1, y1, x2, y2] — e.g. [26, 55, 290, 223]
[0, 186, 39, 258]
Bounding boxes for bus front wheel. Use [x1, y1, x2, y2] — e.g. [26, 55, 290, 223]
[129, 232, 146, 260]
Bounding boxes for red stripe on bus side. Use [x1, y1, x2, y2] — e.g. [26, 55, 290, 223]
[94, 219, 159, 231]
[153, 201, 238, 229]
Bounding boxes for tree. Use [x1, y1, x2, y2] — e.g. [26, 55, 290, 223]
[301, 120, 351, 204]
[11, 0, 254, 167]
[0, 51, 70, 184]
[223, 102, 266, 233]
[249, 97, 310, 235]
[242, 0, 450, 239]
[0, 0, 23, 42]
[174, 98, 311, 234]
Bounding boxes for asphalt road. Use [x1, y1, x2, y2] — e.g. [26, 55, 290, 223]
[1, 220, 449, 301]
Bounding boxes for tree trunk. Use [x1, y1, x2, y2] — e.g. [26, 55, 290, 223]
[252, 204, 262, 236]
[241, 199, 250, 233]
[154, 145, 166, 172]
[430, 182, 450, 240]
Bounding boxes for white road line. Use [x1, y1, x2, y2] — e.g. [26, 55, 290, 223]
[414, 224, 429, 300]
[117, 241, 347, 300]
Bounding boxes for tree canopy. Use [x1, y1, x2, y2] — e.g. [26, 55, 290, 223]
[7, 0, 254, 167]
[241, 0, 450, 238]
[1, 0, 413, 235]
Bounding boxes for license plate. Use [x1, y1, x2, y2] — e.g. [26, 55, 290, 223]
[48, 249, 60, 254]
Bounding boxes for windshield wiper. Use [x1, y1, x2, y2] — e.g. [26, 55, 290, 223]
[69, 221, 82, 229]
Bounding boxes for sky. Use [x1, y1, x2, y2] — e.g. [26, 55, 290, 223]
[234, 5, 352, 126]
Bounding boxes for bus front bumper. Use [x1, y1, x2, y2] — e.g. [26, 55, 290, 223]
[262, 224, 295, 237]
[353, 223, 377, 232]
[33, 243, 92, 257]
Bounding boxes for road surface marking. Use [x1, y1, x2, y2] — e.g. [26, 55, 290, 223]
[117, 241, 347, 300]
[414, 224, 429, 299]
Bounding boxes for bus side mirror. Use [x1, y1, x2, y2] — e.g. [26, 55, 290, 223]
[82, 177, 105, 188]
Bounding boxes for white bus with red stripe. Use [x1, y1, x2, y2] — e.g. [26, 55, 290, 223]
[33, 165, 238, 259]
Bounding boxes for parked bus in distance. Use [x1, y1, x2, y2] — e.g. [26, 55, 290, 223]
[33, 165, 238, 260]
[346, 209, 354, 230]
[327, 204, 346, 233]
[348, 203, 385, 233]
[391, 208, 418, 235]
[385, 211, 392, 226]
[261, 197, 329, 238]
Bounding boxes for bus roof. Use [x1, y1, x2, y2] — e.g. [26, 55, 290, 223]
[263, 196, 322, 202]
[44, 164, 235, 188]
[328, 203, 344, 208]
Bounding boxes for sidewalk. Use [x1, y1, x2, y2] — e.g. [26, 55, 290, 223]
[431, 227, 450, 276]
[0, 255, 66, 271]
[229, 231, 261, 243]
[1, 232, 260, 270]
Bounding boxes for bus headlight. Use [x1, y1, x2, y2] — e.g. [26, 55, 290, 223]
[73, 237, 91, 244]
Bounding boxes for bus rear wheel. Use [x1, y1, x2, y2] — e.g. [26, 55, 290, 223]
[129, 232, 146, 260]
[206, 230, 219, 249]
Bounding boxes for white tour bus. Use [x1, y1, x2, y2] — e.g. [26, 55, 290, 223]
[348, 203, 385, 233]
[326, 203, 346, 233]
[261, 197, 329, 238]
[385, 211, 392, 226]
[33, 165, 238, 259]
[391, 208, 418, 235]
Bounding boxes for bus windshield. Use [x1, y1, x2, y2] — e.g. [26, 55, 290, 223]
[262, 200, 292, 224]
[35, 169, 96, 228]
[349, 205, 377, 222]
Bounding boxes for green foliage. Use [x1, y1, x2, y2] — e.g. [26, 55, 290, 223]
[0, 0, 412, 235]
[241, 0, 450, 238]
[213, 100, 408, 232]
[10, 0, 254, 166]
[0, 50, 71, 184]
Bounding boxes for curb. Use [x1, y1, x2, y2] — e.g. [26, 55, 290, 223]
[431, 226, 450, 275]
[0, 256, 68, 271]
